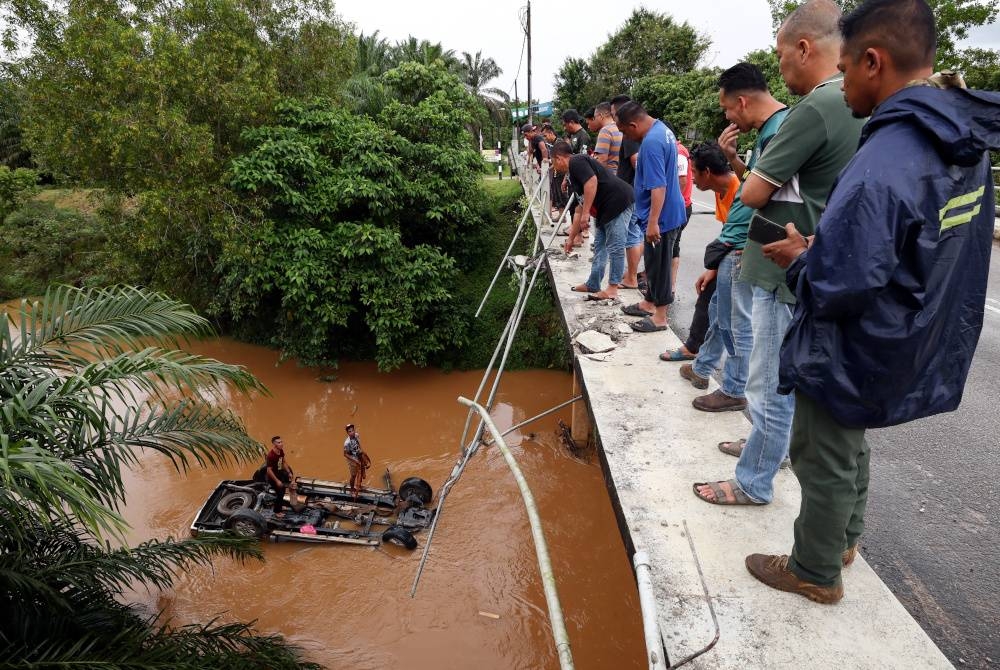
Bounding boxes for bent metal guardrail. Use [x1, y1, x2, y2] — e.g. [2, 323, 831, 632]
[457, 396, 575, 670]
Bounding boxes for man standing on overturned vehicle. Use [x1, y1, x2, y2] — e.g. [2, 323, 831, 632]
[265, 435, 294, 517]
[344, 423, 371, 499]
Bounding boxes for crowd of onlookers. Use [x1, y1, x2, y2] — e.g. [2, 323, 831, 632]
[519, 0, 998, 605]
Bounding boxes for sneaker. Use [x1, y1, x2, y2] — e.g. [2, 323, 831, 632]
[745, 554, 844, 604]
[679, 364, 708, 390]
[692, 389, 747, 412]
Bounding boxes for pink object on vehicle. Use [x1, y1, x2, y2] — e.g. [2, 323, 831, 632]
[299, 524, 317, 534]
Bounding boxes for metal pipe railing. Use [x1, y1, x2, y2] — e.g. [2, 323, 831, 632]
[458, 395, 575, 670]
[475, 170, 549, 317]
[634, 550, 668, 670]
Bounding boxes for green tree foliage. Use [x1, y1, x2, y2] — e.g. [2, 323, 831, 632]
[631, 69, 725, 142]
[390, 36, 462, 72]
[555, 9, 710, 110]
[220, 62, 487, 369]
[0, 285, 317, 668]
[0, 165, 37, 220]
[958, 47, 1000, 88]
[460, 51, 510, 149]
[9, 0, 353, 190]
[552, 58, 594, 115]
[0, 77, 32, 169]
[766, 0, 998, 68]
[3, 0, 356, 309]
[0, 201, 107, 298]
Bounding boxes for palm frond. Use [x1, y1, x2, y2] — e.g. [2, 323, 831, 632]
[2, 285, 212, 372]
[0, 437, 126, 538]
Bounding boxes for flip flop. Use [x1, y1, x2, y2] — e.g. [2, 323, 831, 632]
[717, 438, 747, 457]
[570, 285, 598, 293]
[621, 303, 653, 317]
[660, 348, 696, 362]
[630, 317, 667, 333]
[692, 479, 765, 506]
[717, 439, 791, 468]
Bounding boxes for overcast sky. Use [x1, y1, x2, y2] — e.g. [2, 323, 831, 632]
[338, 1, 1000, 102]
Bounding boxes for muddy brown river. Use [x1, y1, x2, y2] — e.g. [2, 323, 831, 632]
[121, 338, 646, 669]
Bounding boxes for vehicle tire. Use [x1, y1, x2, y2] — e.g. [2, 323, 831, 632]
[217, 491, 254, 517]
[398, 477, 433, 506]
[382, 526, 418, 550]
[225, 508, 267, 539]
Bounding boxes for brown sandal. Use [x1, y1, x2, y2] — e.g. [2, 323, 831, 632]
[692, 479, 765, 506]
[717, 439, 747, 457]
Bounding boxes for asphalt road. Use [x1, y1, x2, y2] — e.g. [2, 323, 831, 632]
[671, 200, 1000, 669]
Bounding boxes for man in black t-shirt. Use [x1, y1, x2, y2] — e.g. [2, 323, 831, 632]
[561, 110, 591, 154]
[542, 124, 568, 216]
[610, 95, 644, 291]
[552, 141, 635, 300]
[521, 123, 548, 171]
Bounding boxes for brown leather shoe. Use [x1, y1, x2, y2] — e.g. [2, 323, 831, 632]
[692, 389, 747, 412]
[679, 364, 708, 390]
[745, 554, 844, 604]
[842, 544, 859, 567]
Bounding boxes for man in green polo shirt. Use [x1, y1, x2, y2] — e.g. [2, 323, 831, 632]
[693, 0, 866, 507]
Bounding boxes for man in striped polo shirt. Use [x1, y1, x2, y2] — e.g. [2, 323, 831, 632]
[588, 102, 622, 173]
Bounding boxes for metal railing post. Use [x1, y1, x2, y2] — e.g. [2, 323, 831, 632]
[634, 550, 668, 670]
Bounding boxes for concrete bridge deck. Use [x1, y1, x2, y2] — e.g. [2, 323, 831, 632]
[514, 168, 955, 669]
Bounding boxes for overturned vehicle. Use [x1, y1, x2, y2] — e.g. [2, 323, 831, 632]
[190, 471, 435, 550]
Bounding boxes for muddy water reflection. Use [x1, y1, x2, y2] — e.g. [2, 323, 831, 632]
[122, 338, 645, 669]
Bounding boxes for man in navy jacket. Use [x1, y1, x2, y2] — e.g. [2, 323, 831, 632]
[747, 0, 999, 603]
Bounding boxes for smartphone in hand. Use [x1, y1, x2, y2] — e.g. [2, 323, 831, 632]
[748, 213, 790, 245]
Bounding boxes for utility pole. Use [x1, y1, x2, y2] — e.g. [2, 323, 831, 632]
[526, 0, 533, 126]
[514, 80, 519, 124]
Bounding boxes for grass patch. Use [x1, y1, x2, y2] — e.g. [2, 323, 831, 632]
[438, 177, 569, 371]
[31, 188, 104, 214]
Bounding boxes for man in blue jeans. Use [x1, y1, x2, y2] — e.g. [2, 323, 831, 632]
[553, 141, 634, 300]
[676, 141, 753, 413]
[694, 0, 865, 505]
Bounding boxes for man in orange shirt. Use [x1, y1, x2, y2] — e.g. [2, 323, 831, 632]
[661, 141, 738, 363]
[672, 142, 754, 415]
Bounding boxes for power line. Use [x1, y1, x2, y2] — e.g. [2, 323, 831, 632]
[507, 32, 527, 98]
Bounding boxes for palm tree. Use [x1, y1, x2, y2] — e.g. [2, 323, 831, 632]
[355, 30, 393, 77]
[459, 51, 509, 151]
[391, 36, 461, 73]
[0, 285, 319, 669]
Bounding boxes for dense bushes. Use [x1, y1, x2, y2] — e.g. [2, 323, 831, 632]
[217, 63, 493, 369]
[0, 201, 107, 298]
[0, 166, 37, 220]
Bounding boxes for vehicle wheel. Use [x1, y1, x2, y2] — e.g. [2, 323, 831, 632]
[398, 477, 433, 506]
[382, 526, 417, 550]
[217, 491, 254, 517]
[225, 508, 267, 539]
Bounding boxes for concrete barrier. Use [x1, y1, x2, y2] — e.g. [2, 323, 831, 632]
[515, 168, 955, 670]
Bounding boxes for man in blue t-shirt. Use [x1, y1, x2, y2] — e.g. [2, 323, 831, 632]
[616, 102, 687, 333]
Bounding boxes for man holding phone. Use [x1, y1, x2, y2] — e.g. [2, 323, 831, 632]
[748, 0, 997, 602]
[694, 0, 865, 506]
